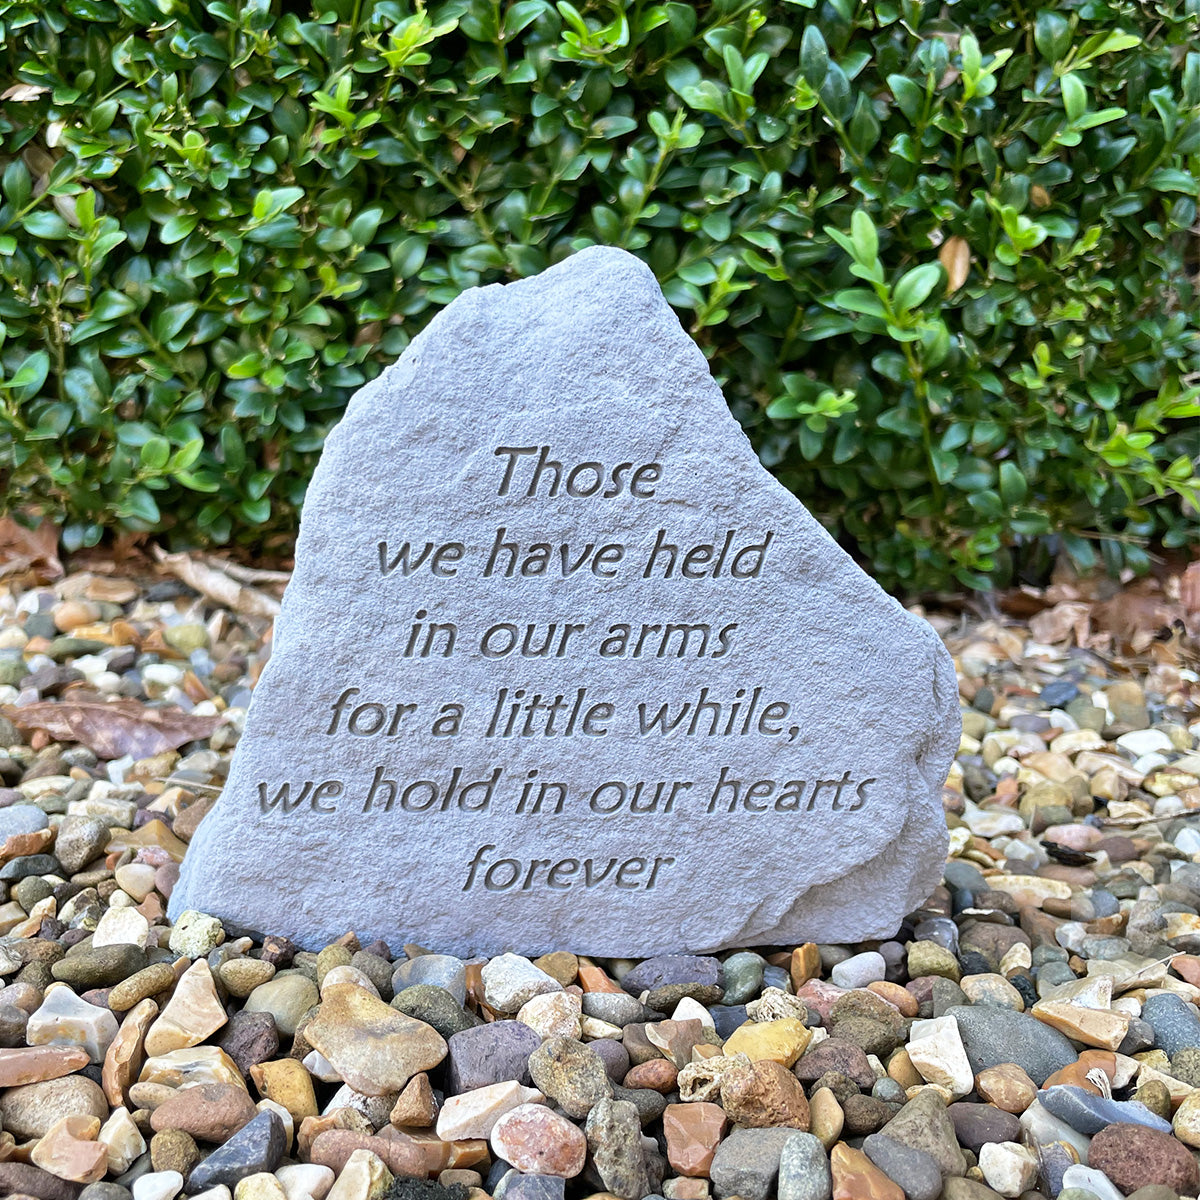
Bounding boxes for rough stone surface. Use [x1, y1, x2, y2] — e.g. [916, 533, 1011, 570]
[169, 247, 958, 954]
[1087, 1123, 1200, 1196]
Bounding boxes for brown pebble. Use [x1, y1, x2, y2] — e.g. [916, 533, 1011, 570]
[309, 1128, 426, 1178]
[623, 1059, 678, 1093]
[150, 1128, 200, 1175]
[109, 964, 178, 1013]
[150, 1081, 258, 1142]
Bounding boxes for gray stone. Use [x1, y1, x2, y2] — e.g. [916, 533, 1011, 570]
[447, 1020, 541, 1093]
[185, 1109, 286, 1191]
[862, 1133, 943, 1200]
[168, 247, 959, 954]
[529, 1036, 612, 1117]
[51, 944, 147, 989]
[1141, 992, 1200, 1057]
[881, 1090, 966, 1178]
[711, 1127, 806, 1200]
[585, 1098, 651, 1200]
[53, 816, 111, 873]
[0, 804, 49, 839]
[391, 953, 467, 1005]
[720, 951, 766, 1005]
[391, 984, 477, 1039]
[1040, 1085, 1172, 1136]
[495, 1171, 566, 1200]
[0, 852, 59, 881]
[621, 955, 723, 996]
[947, 1004, 1077, 1085]
[590, 1038, 630, 1082]
[581, 992, 644, 1027]
[777, 1132, 831, 1200]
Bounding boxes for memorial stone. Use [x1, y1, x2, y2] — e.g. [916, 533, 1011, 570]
[170, 247, 959, 955]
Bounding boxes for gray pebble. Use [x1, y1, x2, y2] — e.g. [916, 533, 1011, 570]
[863, 1133, 943, 1200]
[0, 805, 49, 839]
[948, 1004, 1077, 1084]
[1141, 992, 1200, 1057]
[711, 1127, 806, 1200]
[391, 953, 466, 1005]
[778, 1132, 831, 1200]
[721, 952, 765, 1005]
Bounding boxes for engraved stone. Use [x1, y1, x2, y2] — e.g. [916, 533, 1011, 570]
[171, 247, 958, 954]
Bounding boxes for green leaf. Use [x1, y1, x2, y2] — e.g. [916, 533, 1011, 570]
[892, 263, 941, 311]
[998, 461, 1029, 505]
[849, 210, 878, 266]
[139, 436, 171, 471]
[800, 26, 829, 89]
[1060, 73, 1086, 124]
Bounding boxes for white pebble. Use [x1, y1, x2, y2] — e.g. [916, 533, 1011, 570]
[481, 953, 563, 1013]
[829, 951, 885, 989]
[1061, 1165, 1125, 1200]
[979, 1142, 1038, 1198]
[133, 1171, 185, 1200]
[906, 1015, 973, 1098]
[277, 1163, 336, 1200]
[1116, 728, 1173, 757]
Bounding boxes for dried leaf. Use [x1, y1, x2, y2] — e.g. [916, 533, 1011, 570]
[939, 236, 970, 292]
[1029, 601, 1092, 645]
[1, 84, 49, 101]
[2, 696, 220, 760]
[0, 515, 62, 583]
[152, 547, 281, 617]
[1181, 561, 1200, 616]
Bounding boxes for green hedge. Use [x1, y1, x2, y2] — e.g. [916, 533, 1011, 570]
[1, 0, 1198, 590]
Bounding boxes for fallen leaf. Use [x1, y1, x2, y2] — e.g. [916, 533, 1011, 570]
[1181, 561, 1200, 615]
[939, 236, 970, 292]
[1029, 601, 1091, 645]
[0, 514, 62, 583]
[2, 696, 220, 760]
[0, 84, 49, 101]
[152, 547, 281, 617]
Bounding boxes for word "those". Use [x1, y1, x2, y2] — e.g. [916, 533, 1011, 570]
[495, 446, 662, 499]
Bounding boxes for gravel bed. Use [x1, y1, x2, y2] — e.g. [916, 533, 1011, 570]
[0, 570, 1197, 1200]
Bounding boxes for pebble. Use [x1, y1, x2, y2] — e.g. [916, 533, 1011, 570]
[243, 974, 320, 1038]
[324, 1147, 392, 1200]
[54, 815, 111, 873]
[529, 1036, 612, 1117]
[481, 953, 563, 1013]
[150, 1081, 259, 1141]
[778, 1131, 832, 1200]
[585, 1098, 652, 1200]
[27, 984, 119, 1062]
[0, 1071, 109, 1138]
[52, 943, 148, 989]
[447, 1020, 541, 1092]
[1040, 1084, 1173, 1135]
[829, 951, 886, 989]
[1140, 992, 1200, 1057]
[391, 983, 476, 1039]
[132, 1172, 185, 1200]
[663, 1101, 727, 1177]
[620, 955, 721, 996]
[861, 1133, 941, 1200]
[1088, 1122, 1200, 1196]
[946, 1004, 1077, 1084]
[830, 1142, 904, 1200]
[491, 1102, 587, 1177]
[436, 1080, 545, 1141]
[711, 1126, 804, 1200]
[186, 1109, 288, 1192]
[391, 953, 467, 1005]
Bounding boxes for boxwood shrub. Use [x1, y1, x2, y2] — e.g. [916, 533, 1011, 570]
[1, 0, 1198, 590]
